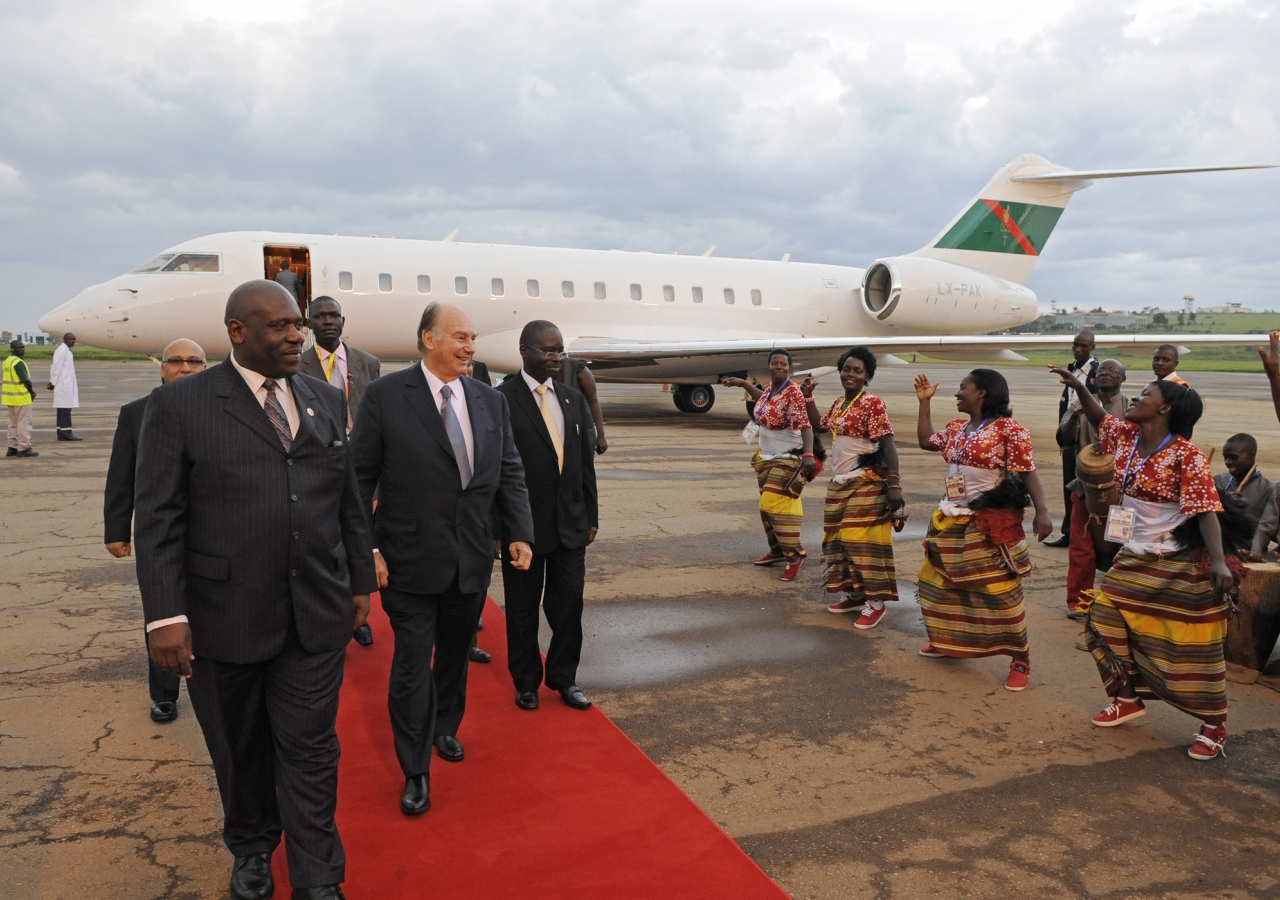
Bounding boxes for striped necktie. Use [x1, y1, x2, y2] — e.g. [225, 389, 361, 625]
[262, 379, 293, 452]
[440, 384, 472, 488]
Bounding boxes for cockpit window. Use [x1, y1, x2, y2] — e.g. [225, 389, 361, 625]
[131, 252, 221, 273]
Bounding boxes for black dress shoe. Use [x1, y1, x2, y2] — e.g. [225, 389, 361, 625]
[292, 887, 345, 900]
[558, 685, 592, 709]
[16, 448, 38, 457]
[476, 617, 484, 631]
[351, 623, 374, 646]
[515, 690, 539, 710]
[150, 700, 177, 722]
[400, 774, 430, 816]
[434, 734, 464, 762]
[1043, 535, 1070, 548]
[5, 448, 15, 456]
[57, 433, 83, 441]
[229, 852, 274, 900]
[468, 646, 491, 663]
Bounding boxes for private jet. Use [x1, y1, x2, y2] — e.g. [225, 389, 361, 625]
[39, 154, 1274, 412]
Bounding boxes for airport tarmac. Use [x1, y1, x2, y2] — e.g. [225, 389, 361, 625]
[3, 358, 1279, 899]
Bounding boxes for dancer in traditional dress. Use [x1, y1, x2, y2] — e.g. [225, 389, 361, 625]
[1050, 366, 1239, 760]
[802, 347, 904, 628]
[913, 369, 1053, 692]
[723, 350, 816, 582]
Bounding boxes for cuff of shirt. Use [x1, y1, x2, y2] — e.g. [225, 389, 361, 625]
[146, 615, 189, 633]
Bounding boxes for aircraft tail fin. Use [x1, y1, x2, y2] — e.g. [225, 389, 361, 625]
[909, 155, 1274, 285]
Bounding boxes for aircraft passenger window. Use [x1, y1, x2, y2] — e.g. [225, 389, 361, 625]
[131, 254, 176, 273]
[417, 275, 431, 294]
[379, 273, 393, 292]
[724, 288, 735, 305]
[751, 289, 762, 306]
[527, 279, 540, 297]
[663, 285, 674, 303]
[594, 282, 606, 300]
[160, 253, 221, 273]
[338, 272, 353, 291]
[630, 284, 642, 302]
[562, 281, 574, 299]
[692, 287, 703, 304]
[455, 276, 468, 295]
[492, 278, 505, 297]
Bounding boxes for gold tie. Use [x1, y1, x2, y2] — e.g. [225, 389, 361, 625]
[535, 385, 564, 472]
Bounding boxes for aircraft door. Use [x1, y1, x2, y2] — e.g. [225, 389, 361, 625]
[264, 245, 312, 317]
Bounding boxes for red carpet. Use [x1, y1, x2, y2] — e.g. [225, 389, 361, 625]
[270, 595, 790, 898]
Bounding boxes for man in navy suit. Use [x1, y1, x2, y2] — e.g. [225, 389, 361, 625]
[351, 302, 534, 816]
[496, 321, 599, 711]
[135, 281, 376, 900]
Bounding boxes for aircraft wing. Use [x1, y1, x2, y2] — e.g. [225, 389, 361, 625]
[570, 333, 1271, 371]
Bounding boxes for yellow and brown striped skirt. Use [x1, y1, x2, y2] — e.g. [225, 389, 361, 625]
[822, 474, 898, 603]
[752, 452, 808, 557]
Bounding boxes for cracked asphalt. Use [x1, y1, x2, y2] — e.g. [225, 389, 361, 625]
[4, 359, 1279, 899]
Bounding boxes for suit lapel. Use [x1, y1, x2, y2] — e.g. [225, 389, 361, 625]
[552, 381, 578, 449]
[461, 376, 486, 467]
[288, 375, 321, 450]
[403, 365, 457, 460]
[215, 360, 287, 456]
[510, 379, 557, 453]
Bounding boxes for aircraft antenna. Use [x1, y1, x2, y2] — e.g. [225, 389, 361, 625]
[442, 229, 459, 242]
[702, 245, 715, 257]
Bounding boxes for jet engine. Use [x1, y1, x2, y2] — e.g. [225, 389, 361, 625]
[859, 256, 1038, 333]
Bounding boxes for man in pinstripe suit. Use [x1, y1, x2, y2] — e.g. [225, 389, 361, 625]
[135, 280, 377, 900]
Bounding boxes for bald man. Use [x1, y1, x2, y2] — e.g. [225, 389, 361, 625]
[104, 338, 208, 723]
[134, 282, 376, 900]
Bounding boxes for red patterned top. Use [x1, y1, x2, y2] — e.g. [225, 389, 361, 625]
[753, 382, 811, 432]
[820, 392, 893, 439]
[1097, 414, 1221, 514]
[928, 417, 1035, 472]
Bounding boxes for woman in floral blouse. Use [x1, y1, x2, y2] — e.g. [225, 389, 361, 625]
[803, 347, 904, 628]
[723, 350, 816, 581]
[914, 369, 1054, 692]
[1051, 367, 1236, 761]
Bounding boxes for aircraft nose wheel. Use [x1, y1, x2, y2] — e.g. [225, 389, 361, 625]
[672, 384, 715, 414]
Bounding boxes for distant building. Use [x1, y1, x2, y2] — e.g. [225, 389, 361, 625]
[1045, 311, 1150, 330]
[0, 331, 11, 343]
[1199, 303, 1248, 314]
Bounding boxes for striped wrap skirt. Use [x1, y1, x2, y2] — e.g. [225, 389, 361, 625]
[1082, 548, 1228, 721]
[752, 452, 808, 557]
[917, 509, 1032, 658]
[822, 473, 898, 603]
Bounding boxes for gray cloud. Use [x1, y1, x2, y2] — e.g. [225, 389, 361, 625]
[0, 0, 1276, 331]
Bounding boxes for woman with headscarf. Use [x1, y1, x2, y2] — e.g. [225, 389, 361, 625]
[723, 349, 816, 581]
[913, 369, 1053, 692]
[802, 347, 904, 628]
[1050, 367, 1242, 760]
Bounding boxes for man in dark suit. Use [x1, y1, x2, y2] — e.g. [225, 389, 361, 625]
[496, 321, 599, 711]
[1045, 330, 1098, 548]
[104, 338, 207, 723]
[351, 301, 534, 816]
[135, 280, 377, 900]
[300, 295, 382, 647]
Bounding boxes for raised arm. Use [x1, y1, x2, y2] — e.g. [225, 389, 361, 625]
[801, 377, 823, 430]
[722, 376, 764, 400]
[914, 374, 940, 451]
[1048, 366, 1105, 427]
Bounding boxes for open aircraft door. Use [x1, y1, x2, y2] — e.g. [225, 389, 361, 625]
[263, 245, 312, 318]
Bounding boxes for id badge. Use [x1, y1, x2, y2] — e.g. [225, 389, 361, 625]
[1105, 505, 1134, 543]
[739, 421, 760, 444]
[945, 473, 967, 501]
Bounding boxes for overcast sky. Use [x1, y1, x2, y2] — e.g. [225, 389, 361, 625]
[1, 0, 1277, 332]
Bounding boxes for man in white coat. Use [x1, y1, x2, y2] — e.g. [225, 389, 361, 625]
[47, 332, 81, 441]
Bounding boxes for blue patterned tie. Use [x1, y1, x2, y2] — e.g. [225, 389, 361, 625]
[262, 379, 293, 452]
[440, 384, 472, 488]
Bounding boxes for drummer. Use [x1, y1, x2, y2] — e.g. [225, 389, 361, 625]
[1057, 359, 1129, 617]
[1050, 365, 1237, 761]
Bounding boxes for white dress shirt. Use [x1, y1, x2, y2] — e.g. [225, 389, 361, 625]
[422, 362, 474, 471]
[147, 353, 301, 634]
[521, 368, 564, 440]
[316, 342, 349, 397]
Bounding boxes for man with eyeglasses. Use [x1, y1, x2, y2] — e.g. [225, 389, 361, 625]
[104, 338, 208, 723]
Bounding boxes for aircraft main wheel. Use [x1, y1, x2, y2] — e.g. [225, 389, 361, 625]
[672, 390, 690, 412]
[684, 384, 715, 414]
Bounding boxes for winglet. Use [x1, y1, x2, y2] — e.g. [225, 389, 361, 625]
[442, 229, 459, 242]
[702, 245, 716, 257]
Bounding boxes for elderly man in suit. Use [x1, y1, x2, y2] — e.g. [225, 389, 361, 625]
[104, 338, 207, 723]
[135, 281, 376, 900]
[352, 301, 533, 815]
[300, 295, 383, 646]
[496, 320, 599, 711]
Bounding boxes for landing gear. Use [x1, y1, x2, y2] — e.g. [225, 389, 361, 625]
[672, 384, 715, 414]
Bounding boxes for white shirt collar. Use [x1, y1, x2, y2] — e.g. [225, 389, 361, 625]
[521, 368, 554, 394]
[420, 361, 462, 396]
[230, 350, 274, 392]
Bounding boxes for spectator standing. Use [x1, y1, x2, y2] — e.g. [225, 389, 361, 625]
[47, 332, 81, 441]
[1045, 330, 1097, 547]
[1152, 344, 1189, 386]
[4, 339, 38, 457]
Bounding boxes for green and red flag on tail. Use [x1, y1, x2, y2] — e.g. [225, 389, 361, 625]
[934, 199, 1064, 256]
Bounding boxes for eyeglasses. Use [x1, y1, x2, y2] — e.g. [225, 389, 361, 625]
[162, 358, 206, 366]
[527, 348, 568, 359]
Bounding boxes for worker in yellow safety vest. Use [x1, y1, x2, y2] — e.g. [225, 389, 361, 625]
[4, 339, 38, 457]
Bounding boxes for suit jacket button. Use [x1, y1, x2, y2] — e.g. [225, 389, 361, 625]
[290, 568, 298, 577]
[287, 459, 294, 466]
[293, 532, 300, 540]
[291, 494, 298, 501]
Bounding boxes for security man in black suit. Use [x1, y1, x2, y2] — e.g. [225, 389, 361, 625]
[351, 301, 533, 816]
[496, 320, 599, 712]
[135, 281, 377, 900]
[103, 337, 207, 723]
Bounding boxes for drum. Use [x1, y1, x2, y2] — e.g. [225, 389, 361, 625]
[1075, 445, 1117, 518]
[1225, 562, 1280, 678]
